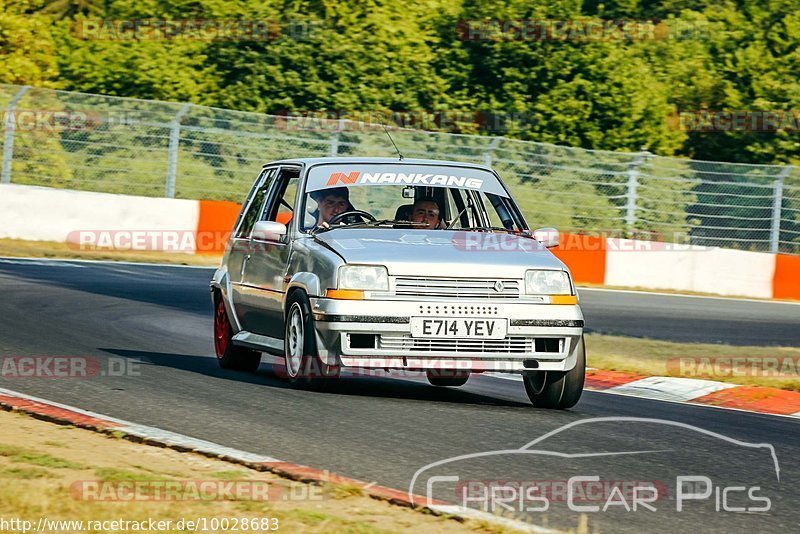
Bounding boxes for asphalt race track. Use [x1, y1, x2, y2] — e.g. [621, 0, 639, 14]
[1, 258, 798, 532]
[578, 287, 800, 346]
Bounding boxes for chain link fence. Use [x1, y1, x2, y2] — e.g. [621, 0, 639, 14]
[2, 83, 798, 254]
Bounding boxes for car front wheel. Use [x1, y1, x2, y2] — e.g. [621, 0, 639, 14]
[522, 335, 585, 409]
[284, 292, 340, 390]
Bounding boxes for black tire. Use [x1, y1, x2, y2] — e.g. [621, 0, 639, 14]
[284, 291, 340, 391]
[213, 292, 262, 372]
[523, 335, 585, 409]
[426, 369, 470, 387]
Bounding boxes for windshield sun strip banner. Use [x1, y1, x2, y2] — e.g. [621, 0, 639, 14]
[304, 163, 510, 197]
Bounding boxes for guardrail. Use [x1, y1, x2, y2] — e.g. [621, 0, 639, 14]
[1, 83, 798, 254]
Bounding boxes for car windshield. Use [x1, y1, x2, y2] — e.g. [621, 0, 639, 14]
[300, 164, 527, 233]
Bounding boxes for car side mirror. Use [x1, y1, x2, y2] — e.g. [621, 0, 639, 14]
[252, 220, 287, 243]
[533, 227, 559, 248]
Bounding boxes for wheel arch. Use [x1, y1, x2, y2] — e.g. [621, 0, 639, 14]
[210, 269, 242, 333]
[283, 272, 321, 313]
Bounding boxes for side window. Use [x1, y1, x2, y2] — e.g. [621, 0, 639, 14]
[444, 188, 481, 228]
[236, 169, 276, 238]
[263, 168, 300, 226]
[481, 193, 507, 229]
[481, 192, 521, 230]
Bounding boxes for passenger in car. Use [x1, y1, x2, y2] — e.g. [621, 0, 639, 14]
[411, 197, 445, 229]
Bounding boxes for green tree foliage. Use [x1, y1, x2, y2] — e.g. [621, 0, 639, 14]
[0, 0, 59, 86]
[453, 0, 685, 154]
[0, 3, 73, 186]
[38, 0, 106, 19]
[2, 0, 798, 249]
[24, 0, 795, 166]
[1, 0, 796, 165]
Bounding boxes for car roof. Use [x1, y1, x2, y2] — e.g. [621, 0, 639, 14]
[261, 157, 495, 172]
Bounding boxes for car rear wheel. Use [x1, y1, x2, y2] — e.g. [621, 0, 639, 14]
[284, 292, 340, 390]
[426, 370, 470, 387]
[522, 336, 585, 409]
[214, 293, 262, 372]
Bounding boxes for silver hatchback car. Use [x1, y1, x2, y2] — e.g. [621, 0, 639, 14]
[211, 157, 585, 408]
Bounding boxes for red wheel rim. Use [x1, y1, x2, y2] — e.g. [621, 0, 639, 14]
[214, 298, 231, 358]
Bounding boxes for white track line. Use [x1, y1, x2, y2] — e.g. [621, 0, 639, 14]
[0, 258, 86, 267]
[0, 256, 215, 269]
[607, 376, 737, 402]
[0, 386, 278, 462]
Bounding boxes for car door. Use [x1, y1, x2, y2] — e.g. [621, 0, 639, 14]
[238, 165, 301, 338]
[229, 167, 277, 329]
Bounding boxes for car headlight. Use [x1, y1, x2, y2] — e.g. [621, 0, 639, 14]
[338, 265, 389, 291]
[525, 270, 572, 295]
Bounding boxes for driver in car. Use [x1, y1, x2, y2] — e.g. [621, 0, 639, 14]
[411, 197, 445, 229]
[311, 187, 353, 229]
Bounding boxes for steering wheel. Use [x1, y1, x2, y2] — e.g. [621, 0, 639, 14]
[327, 210, 377, 226]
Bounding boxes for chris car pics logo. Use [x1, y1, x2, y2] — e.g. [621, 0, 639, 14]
[409, 417, 779, 515]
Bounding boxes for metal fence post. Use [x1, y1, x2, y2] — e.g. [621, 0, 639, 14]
[483, 137, 502, 167]
[769, 165, 793, 253]
[328, 132, 339, 156]
[328, 118, 346, 157]
[624, 151, 648, 232]
[166, 103, 192, 198]
[1, 85, 31, 184]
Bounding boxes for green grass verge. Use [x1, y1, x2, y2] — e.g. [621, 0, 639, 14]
[1, 411, 524, 533]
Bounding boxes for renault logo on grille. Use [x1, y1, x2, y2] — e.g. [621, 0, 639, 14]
[493, 281, 505, 293]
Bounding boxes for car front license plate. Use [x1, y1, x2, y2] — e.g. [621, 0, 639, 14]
[410, 317, 508, 339]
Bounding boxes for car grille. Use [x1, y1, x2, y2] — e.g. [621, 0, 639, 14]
[378, 335, 564, 354]
[393, 277, 521, 299]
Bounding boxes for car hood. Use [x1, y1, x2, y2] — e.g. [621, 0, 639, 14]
[314, 228, 566, 278]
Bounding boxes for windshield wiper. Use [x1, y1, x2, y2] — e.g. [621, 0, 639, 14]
[455, 226, 529, 235]
[310, 219, 428, 235]
[346, 219, 429, 228]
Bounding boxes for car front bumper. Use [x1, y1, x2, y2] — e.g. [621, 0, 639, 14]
[309, 297, 584, 373]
